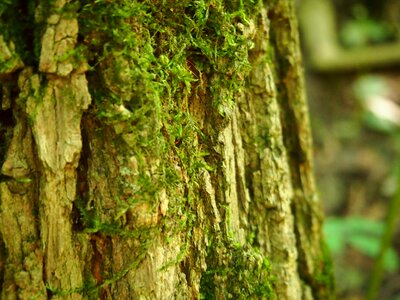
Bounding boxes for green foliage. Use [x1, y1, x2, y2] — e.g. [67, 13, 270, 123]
[324, 217, 399, 272]
[0, 0, 12, 15]
[340, 4, 394, 48]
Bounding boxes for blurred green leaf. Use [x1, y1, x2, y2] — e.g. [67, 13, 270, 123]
[345, 217, 384, 236]
[349, 235, 398, 272]
[324, 218, 346, 254]
[348, 234, 380, 256]
[363, 112, 398, 134]
[383, 248, 399, 273]
[352, 75, 399, 133]
[353, 75, 388, 101]
[340, 4, 393, 48]
[324, 217, 399, 273]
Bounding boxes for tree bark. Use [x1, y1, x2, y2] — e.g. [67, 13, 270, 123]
[0, 0, 334, 299]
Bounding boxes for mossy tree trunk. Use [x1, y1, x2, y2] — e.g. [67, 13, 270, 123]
[0, 0, 334, 299]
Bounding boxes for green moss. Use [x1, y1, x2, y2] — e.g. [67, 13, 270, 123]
[313, 240, 336, 298]
[200, 239, 276, 299]
[77, 0, 262, 239]
[77, 0, 263, 192]
[79, 0, 261, 119]
[73, 0, 265, 296]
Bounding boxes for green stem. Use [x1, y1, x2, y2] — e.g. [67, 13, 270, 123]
[367, 162, 400, 300]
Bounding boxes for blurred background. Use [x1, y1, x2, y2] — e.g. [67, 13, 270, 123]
[297, 0, 400, 299]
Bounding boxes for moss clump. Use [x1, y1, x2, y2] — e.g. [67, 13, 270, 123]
[200, 240, 275, 299]
[79, 0, 261, 120]
[313, 240, 336, 298]
[75, 0, 264, 296]
[77, 0, 262, 238]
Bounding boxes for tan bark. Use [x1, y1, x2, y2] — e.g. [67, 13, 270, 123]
[0, 1, 334, 299]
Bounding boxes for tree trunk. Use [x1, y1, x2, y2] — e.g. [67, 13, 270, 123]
[0, 1, 334, 299]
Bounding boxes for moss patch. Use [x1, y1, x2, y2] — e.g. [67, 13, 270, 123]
[313, 240, 336, 299]
[66, 0, 265, 296]
[200, 238, 275, 299]
[77, 0, 263, 245]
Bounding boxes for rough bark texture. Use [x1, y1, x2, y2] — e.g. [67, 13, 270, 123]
[0, 1, 334, 299]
